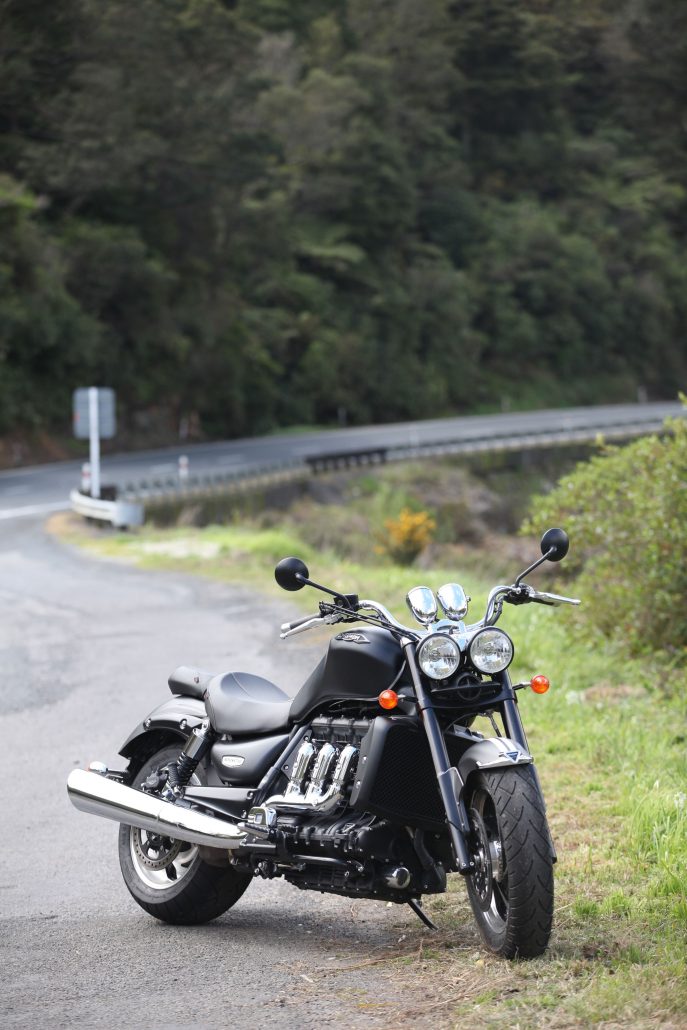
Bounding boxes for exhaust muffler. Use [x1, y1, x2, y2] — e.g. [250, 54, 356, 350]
[67, 768, 247, 850]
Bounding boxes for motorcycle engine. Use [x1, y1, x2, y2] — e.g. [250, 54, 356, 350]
[242, 715, 449, 901]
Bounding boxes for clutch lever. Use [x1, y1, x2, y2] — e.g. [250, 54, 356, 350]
[280, 615, 324, 639]
[280, 610, 347, 639]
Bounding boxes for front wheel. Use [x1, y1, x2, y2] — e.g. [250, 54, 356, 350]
[118, 744, 252, 924]
[465, 767, 554, 958]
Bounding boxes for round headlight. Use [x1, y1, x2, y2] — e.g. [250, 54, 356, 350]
[417, 634, 461, 681]
[468, 628, 513, 674]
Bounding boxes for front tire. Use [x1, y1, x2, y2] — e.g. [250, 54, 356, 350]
[118, 744, 252, 924]
[465, 767, 554, 958]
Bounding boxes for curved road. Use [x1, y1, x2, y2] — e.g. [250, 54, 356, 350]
[0, 402, 682, 520]
[0, 516, 449, 1028]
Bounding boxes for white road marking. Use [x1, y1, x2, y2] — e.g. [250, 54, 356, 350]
[0, 501, 69, 520]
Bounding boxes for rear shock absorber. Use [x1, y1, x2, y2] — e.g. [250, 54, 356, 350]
[165, 719, 214, 798]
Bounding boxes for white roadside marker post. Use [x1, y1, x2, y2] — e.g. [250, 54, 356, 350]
[88, 386, 101, 499]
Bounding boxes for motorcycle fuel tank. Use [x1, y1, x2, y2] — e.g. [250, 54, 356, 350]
[289, 627, 405, 721]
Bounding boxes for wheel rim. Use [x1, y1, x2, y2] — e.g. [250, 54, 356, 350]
[128, 759, 200, 891]
[129, 829, 199, 890]
[469, 788, 509, 933]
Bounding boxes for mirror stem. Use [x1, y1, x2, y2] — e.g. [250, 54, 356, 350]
[295, 574, 347, 601]
[514, 547, 555, 588]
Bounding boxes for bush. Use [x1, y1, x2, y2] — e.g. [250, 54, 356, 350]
[379, 507, 436, 566]
[522, 407, 687, 661]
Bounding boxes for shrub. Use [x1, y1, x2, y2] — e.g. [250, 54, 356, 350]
[522, 407, 687, 661]
[379, 507, 436, 565]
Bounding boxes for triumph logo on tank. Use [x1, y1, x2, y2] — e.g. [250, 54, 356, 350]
[336, 632, 369, 643]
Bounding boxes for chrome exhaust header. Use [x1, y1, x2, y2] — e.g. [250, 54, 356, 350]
[67, 768, 247, 850]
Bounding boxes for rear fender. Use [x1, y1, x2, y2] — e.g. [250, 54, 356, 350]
[119, 696, 207, 762]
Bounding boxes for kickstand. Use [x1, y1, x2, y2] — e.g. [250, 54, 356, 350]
[407, 898, 438, 931]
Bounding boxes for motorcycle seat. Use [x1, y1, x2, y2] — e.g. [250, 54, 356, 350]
[168, 665, 214, 701]
[204, 671, 292, 736]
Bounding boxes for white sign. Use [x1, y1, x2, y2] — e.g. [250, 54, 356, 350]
[72, 387, 116, 498]
[73, 387, 116, 440]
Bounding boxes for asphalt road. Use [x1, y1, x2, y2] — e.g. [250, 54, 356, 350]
[0, 517, 447, 1029]
[0, 402, 682, 521]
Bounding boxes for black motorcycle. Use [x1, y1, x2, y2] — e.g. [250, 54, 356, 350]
[67, 528, 579, 958]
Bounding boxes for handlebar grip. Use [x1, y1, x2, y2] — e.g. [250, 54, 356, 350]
[280, 613, 319, 633]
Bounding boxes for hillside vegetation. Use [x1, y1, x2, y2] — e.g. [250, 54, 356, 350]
[2, 0, 686, 445]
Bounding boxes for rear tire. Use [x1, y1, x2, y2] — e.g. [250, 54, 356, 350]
[118, 744, 252, 924]
[465, 766, 554, 958]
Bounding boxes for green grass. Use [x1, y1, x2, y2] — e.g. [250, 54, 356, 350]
[55, 513, 687, 1027]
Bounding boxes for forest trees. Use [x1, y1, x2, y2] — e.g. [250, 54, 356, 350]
[0, 0, 685, 444]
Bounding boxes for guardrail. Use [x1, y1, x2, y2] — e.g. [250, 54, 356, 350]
[70, 489, 144, 528]
[75, 405, 683, 523]
[119, 460, 305, 502]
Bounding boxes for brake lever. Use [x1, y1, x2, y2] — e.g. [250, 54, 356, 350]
[532, 590, 581, 607]
[504, 585, 581, 607]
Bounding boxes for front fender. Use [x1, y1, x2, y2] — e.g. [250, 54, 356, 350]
[454, 737, 556, 863]
[457, 737, 532, 788]
[119, 696, 207, 760]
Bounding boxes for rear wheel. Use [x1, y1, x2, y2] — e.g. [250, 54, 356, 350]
[118, 744, 252, 924]
[465, 767, 554, 958]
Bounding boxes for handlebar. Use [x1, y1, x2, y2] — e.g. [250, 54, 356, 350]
[280, 584, 579, 640]
[280, 599, 421, 641]
[357, 600, 419, 638]
[479, 583, 580, 628]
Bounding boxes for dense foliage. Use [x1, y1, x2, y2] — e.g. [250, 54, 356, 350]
[523, 410, 687, 661]
[1, 0, 685, 441]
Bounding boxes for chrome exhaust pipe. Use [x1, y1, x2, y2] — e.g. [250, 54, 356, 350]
[67, 768, 247, 850]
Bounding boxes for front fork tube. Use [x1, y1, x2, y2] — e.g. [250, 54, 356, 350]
[402, 639, 474, 874]
[500, 674, 528, 749]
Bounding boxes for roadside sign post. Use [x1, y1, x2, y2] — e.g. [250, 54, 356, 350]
[89, 387, 101, 498]
[73, 388, 116, 500]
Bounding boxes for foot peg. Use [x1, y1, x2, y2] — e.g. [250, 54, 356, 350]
[240, 805, 277, 838]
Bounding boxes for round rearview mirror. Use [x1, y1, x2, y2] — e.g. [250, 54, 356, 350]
[275, 556, 309, 591]
[540, 527, 569, 562]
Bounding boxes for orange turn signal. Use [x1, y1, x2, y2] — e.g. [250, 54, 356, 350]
[530, 675, 550, 694]
[378, 689, 399, 710]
